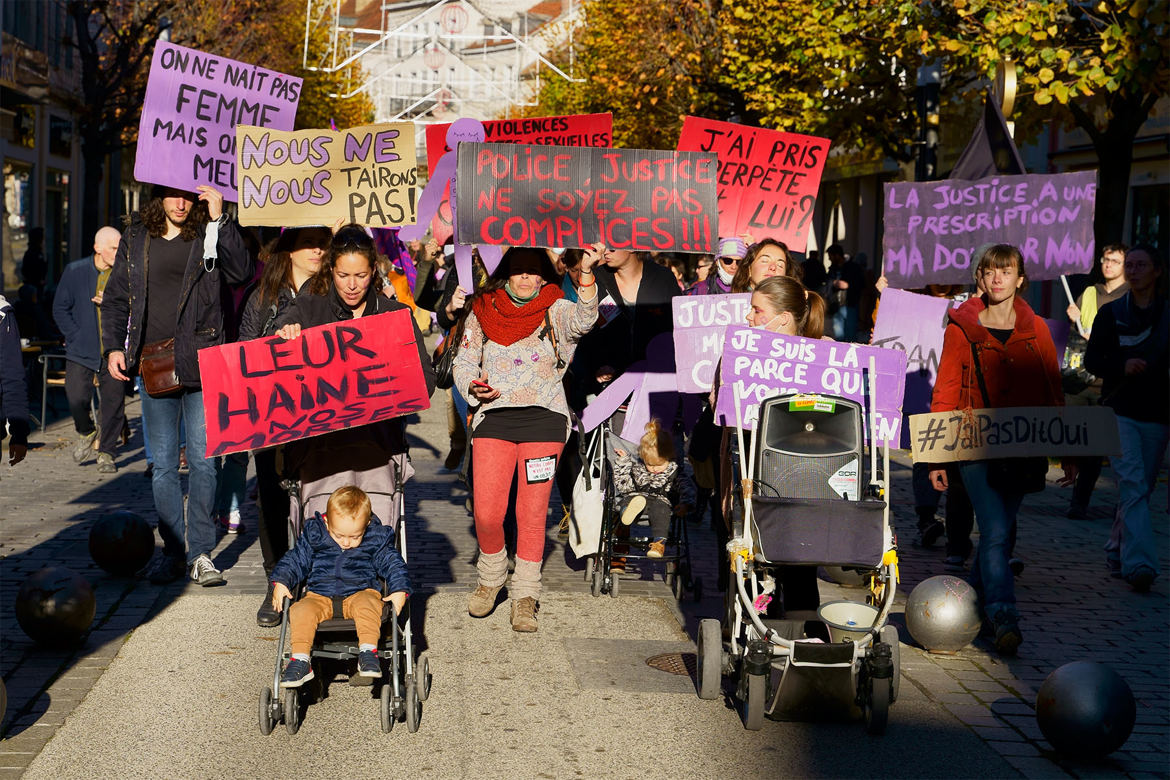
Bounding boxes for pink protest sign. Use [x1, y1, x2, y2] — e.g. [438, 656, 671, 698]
[677, 117, 830, 249]
[423, 114, 613, 244]
[198, 310, 430, 457]
[135, 41, 301, 200]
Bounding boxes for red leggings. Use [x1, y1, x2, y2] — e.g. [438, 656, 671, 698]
[472, 438, 564, 562]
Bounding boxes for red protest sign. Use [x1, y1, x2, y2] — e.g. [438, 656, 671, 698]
[677, 117, 830, 249]
[456, 143, 719, 253]
[423, 114, 613, 244]
[198, 309, 430, 457]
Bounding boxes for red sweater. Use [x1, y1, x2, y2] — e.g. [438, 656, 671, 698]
[931, 295, 1063, 413]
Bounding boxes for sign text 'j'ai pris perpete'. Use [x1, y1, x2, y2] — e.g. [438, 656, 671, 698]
[715, 328, 908, 442]
[672, 293, 751, 394]
[135, 41, 301, 200]
[197, 310, 430, 457]
[424, 113, 613, 244]
[882, 170, 1097, 287]
[456, 142, 719, 253]
[908, 406, 1120, 463]
[235, 123, 417, 228]
[677, 116, 830, 251]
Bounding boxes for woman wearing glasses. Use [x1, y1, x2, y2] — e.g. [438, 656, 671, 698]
[273, 225, 437, 529]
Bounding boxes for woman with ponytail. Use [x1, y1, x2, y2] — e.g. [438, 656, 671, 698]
[453, 245, 599, 632]
[746, 275, 826, 338]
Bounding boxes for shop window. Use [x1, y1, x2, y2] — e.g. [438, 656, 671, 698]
[1130, 184, 1169, 253]
[49, 115, 72, 158]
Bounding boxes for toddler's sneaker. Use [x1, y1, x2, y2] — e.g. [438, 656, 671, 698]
[621, 496, 646, 526]
[647, 538, 666, 558]
[356, 650, 381, 678]
[280, 658, 314, 688]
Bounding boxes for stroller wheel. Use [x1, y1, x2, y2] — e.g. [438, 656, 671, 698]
[864, 677, 891, 735]
[415, 651, 432, 702]
[590, 568, 602, 597]
[405, 675, 422, 733]
[880, 625, 901, 704]
[608, 571, 620, 598]
[283, 688, 302, 735]
[743, 672, 766, 731]
[379, 680, 394, 733]
[584, 556, 595, 584]
[258, 685, 275, 735]
[696, 619, 722, 700]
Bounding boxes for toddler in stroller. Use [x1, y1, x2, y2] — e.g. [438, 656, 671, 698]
[612, 420, 690, 559]
[270, 486, 411, 688]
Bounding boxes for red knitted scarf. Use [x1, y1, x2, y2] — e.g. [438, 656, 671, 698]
[472, 285, 563, 346]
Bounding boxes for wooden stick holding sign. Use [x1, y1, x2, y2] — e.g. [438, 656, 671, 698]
[908, 406, 1119, 463]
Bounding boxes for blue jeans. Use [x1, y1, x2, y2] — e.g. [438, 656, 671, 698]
[960, 461, 1024, 621]
[1105, 416, 1169, 579]
[136, 378, 185, 464]
[140, 389, 216, 565]
[214, 451, 249, 516]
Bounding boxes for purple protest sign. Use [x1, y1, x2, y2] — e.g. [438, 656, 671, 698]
[882, 171, 1097, 287]
[673, 293, 751, 393]
[135, 41, 301, 200]
[715, 327, 908, 442]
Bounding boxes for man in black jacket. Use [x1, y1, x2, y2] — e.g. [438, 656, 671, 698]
[53, 226, 125, 472]
[103, 184, 252, 586]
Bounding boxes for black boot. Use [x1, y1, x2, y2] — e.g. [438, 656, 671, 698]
[256, 582, 280, 628]
[915, 508, 944, 548]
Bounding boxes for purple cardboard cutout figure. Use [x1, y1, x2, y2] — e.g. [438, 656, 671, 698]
[400, 118, 503, 291]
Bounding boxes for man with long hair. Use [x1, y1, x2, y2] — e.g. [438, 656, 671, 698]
[102, 184, 252, 586]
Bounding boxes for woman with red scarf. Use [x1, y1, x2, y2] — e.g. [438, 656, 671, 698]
[453, 245, 599, 632]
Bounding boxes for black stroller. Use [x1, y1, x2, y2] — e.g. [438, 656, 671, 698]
[257, 476, 431, 735]
[583, 411, 702, 601]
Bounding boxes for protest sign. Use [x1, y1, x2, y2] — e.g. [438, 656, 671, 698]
[236, 123, 417, 228]
[198, 309, 430, 456]
[677, 117, 829, 249]
[424, 113, 613, 244]
[908, 406, 1119, 463]
[882, 171, 1097, 287]
[673, 293, 751, 393]
[715, 327, 907, 442]
[135, 41, 301, 199]
[456, 143, 719, 253]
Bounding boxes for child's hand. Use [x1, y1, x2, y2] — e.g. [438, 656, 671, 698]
[383, 591, 408, 615]
[272, 582, 293, 612]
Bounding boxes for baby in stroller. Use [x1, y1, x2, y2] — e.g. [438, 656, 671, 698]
[612, 420, 691, 558]
[271, 486, 411, 688]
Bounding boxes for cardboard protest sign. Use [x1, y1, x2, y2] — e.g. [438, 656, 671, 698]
[423, 113, 613, 244]
[673, 293, 751, 393]
[198, 309, 430, 457]
[677, 117, 829, 249]
[135, 41, 301, 199]
[236, 123, 417, 228]
[715, 327, 908, 441]
[456, 143, 719, 253]
[882, 170, 1097, 287]
[909, 406, 1120, 463]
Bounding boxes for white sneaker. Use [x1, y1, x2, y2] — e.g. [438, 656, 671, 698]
[189, 554, 224, 587]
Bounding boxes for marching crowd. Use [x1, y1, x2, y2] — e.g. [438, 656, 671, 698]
[1, 183, 1166, 669]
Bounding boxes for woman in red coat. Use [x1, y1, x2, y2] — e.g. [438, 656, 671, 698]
[928, 244, 1074, 655]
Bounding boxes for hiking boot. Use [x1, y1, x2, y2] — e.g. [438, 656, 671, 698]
[96, 452, 117, 473]
[468, 584, 503, 617]
[991, 611, 1022, 656]
[510, 597, 538, 633]
[280, 658, 314, 688]
[256, 583, 280, 627]
[647, 538, 666, 558]
[73, 431, 97, 464]
[144, 554, 186, 585]
[1127, 566, 1156, 593]
[356, 649, 381, 678]
[189, 554, 224, 587]
[621, 495, 646, 526]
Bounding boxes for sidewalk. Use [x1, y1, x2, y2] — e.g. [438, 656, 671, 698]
[1, 387, 1167, 778]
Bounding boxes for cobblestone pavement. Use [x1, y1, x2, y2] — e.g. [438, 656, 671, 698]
[1, 386, 1167, 778]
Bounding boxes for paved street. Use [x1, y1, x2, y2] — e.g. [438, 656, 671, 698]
[1, 381, 1167, 779]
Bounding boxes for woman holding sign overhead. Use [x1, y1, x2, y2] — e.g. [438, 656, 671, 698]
[273, 225, 436, 529]
[929, 244, 1074, 656]
[731, 238, 800, 293]
[453, 245, 599, 633]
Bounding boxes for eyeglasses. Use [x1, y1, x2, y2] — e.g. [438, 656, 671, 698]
[1101, 256, 1124, 265]
[719, 256, 739, 266]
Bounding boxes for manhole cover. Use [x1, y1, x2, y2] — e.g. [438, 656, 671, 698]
[646, 652, 696, 676]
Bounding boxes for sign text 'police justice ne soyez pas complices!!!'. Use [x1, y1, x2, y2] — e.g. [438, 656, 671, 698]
[456, 143, 719, 253]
